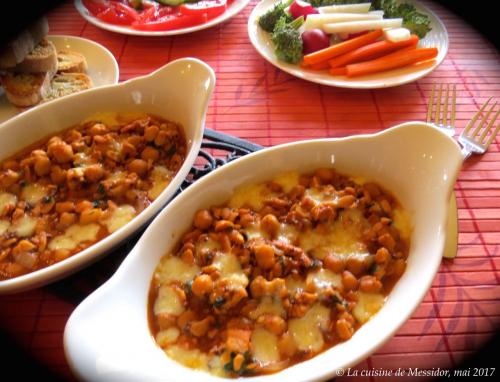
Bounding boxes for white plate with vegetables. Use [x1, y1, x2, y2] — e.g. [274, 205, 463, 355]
[248, 0, 448, 88]
[75, 0, 251, 36]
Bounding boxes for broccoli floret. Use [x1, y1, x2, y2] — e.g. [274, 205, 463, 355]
[397, 4, 432, 38]
[258, 0, 293, 33]
[371, 0, 432, 38]
[271, 15, 305, 64]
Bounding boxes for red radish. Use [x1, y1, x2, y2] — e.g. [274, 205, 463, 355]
[289, 0, 319, 21]
[302, 29, 330, 55]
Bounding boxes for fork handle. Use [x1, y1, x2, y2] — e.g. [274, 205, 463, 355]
[461, 146, 473, 159]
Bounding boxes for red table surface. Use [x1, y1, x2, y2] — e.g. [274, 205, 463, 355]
[1, 1, 499, 381]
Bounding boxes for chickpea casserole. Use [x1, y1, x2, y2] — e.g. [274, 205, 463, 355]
[0, 112, 186, 280]
[148, 168, 412, 377]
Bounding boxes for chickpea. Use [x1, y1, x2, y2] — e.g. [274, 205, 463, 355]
[141, 146, 159, 161]
[54, 249, 71, 262]
[154, 130, 169, 146]
[346, 256, 365, 276]
[79, 208, 103, 224]
[48, 141, 74, 163]
[84, 164, 105, 183]
[254, 244, 275, 270]
[261, 214, 280, 237]
[177, 310, 197, 329]
[379, 198, 392, 214]
[337, 194, 356, 208]
[190, 316, 214, 337]
[232, 354, 245, 372]
[75, 200, 93, 213]
[193, 209, 213, 230]
[12, 240, 36, 255]
[89, 123, 108, 136]
[336, 318, 354, 340]
[59, 212, 77, 227]
[375, 247, 390, 264]
[191, 274, 214, 297]
[50, 165, 67, 185]
[121, 142, 137, 157]
[144, 125, 159, 142]
[257, 314, 287, 335]
[324, 254, 344, 273]
[378, 233, 396, 251]
[0, 169, 19, 188]
[55, 201, 75, 213]
[33, 156, 51, 177]
[359, 275, 383, 293]
[341, 270, 358, 291]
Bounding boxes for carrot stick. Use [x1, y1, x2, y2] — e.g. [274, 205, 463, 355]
[329, 67, 347, 76]
[328, 35, 419, 68]
[345, 47, 438, 77]
[303, 29, 383, 66]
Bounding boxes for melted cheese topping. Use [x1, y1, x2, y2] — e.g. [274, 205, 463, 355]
[273, 171, 299, 193]
[277, 224, 299, 245]
[104, 204, 136, 233]
[249, 296, 285, 320]
[229, 183, 269, 211]
[0, 220, 11, 235]
[285, 275, 306, 293]
[251, 328, 280, 365]
[304, 187, 337, 205]
[195, 237, 220, 253]
[306, 268, 342, 290]
[353, 292, 385, 324]
[0, 192, 17, 212]
[9, 215, 37, 237]
[289, 303, 330, 352]
[21, 183, 48, 205]
[154, 285, 185, 316]
[299, 209, 368, 259]
[156, 327, 180, 348]
[393, 208, 412, 241]
[148, 166, 173, 200]
[48, 223, 100, 251]
[156, 255, 200, 284]
[165, 345, 210, 372]
[213, 252, 248, 289]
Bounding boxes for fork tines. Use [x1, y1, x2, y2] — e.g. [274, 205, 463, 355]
[427, 83, 456, 127]
[462, 97, 500, 148]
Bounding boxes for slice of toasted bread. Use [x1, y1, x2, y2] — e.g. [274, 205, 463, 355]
[43, 72, 93, 101]
[12, 38, 58, 75]
[0, 71, 51, 107]
[57, 50, 88, 73]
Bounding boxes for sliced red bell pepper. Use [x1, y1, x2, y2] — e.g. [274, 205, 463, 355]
[131, 12, 208, 31]
[82, 0, 110, 16]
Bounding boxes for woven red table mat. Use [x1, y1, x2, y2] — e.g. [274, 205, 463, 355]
[1, 1, 499, 381]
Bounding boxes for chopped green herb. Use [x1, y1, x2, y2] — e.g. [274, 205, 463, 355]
[165, 145, 177, 157]
[97, 183, 105, 195]
[213, 296, 226, 308]
[184, 280, 193, 294]
[42, 195, 53, 204]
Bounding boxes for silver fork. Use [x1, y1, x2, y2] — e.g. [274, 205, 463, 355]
[459, 97, 500, 159]
[426, 83, 457, 136]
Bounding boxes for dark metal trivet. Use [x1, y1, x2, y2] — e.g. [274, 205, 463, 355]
[46, 130, 264, 304]
[180, 129, 264, 190]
